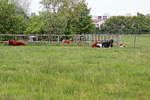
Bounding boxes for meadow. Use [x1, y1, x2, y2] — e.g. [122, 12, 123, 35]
[0, 34, 150, 100]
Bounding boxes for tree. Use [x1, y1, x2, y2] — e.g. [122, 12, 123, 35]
[100, 16, 127, 34]
[72, 2, 96, 34]
[25, 15, 46, 34]
[41, 0, 96, 34]
[0, 0, 27, 34]
[41, 0, 83, 13]
[100, 13, 150, 34]
[10, 0, 30, 14]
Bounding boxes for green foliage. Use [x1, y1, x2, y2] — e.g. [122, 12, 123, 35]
[0, 0, 95, 34]
[25, 15, 46, 34]
[42, 12, 68, 34]
[65, 2, 96, 34]
[101, 16, 126, 33]
[41, 0, 96, 34]
[0, 0, 27, 34]
[2, 0, 150, 35]
[100, 13, 150, 34]
[10, 0, 30, 14]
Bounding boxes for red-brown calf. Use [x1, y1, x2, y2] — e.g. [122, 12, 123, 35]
[92, 40, 101, 47]
[61, 38, 72, 45]
[8, 40, 27, 46]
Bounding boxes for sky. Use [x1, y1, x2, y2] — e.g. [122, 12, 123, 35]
[30, 0, 150, 16]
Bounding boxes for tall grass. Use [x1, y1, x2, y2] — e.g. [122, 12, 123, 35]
[0, 35, 150, 100]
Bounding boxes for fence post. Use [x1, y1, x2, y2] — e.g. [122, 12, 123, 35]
[14, 34, 16, 40]
[133, 34, 137, 48]
[96, 34, 98, 40]
[116, 34, 120, 45]
[57, 35, 60, 44]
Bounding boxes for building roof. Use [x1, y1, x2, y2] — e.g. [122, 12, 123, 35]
[92, 19, 104, 23]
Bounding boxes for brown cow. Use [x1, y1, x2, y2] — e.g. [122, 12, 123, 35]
[61, 38, 72, 45]
[8, 40, 27, 46]
[92, 40, 101, 48]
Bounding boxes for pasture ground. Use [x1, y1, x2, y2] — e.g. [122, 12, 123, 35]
[0, 34, 150, 100]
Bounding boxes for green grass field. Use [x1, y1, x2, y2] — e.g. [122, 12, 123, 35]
[0, 35, 150, 100]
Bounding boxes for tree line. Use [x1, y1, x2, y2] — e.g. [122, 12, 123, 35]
[0, 0, 150, 34]
[100, 13, 150, 34]
[0, 0, 96, 34]
[0, 0, 29, 34]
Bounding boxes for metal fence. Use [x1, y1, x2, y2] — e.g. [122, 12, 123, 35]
[0, 34, 121, 46]
[120, 34, 150, 48]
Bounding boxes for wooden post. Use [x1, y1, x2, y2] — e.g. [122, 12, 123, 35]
[36, 34, 38, 41]
[116, 34, 120, 45]
[102, 34, 104, 40]
[89, 34, 91, 45]
[97, 34, 99, 40]
[57, 35, 60, 44]
[14, 34, 16, 40]
[133, 34, 137, 48]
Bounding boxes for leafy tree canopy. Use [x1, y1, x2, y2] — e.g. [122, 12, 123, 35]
[100, 13, 150, 34]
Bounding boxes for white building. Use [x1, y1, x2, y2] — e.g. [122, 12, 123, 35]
[92, 16, 109, 29]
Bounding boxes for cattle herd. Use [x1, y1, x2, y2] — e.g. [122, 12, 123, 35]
[7, 39, 126, 48]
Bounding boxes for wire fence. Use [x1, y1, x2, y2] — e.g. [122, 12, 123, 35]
[0, 34, 150, 48]
[120, 34, 150, 48]
[0, 34, 121, 46]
